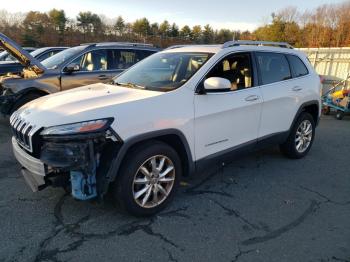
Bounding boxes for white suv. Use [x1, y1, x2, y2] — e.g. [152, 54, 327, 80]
[10, 41, 321, 216]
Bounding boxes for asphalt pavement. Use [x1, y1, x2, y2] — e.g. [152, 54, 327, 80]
[0, 115, 349, 262]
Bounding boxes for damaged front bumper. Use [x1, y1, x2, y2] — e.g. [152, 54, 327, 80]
[12, 137, 46, 191]
[12, 130, 121, 200]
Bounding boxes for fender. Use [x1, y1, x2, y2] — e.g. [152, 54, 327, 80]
[1, 87, 49, 115]
[105, 128, 195, 186]
[15, 87, 50, 98]
[289, 100, 320, 132]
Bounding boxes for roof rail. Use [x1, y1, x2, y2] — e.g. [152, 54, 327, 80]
[165, 45, 189, 50]
[80, 42, 155, 48]
[222, 40, 293, 49]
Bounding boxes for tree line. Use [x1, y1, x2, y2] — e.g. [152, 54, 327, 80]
[0, 1, 349, 48]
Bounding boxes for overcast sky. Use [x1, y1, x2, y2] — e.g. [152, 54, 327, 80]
[1, 0, 346, 31]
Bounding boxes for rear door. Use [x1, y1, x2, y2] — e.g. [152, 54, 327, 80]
[255, 52, 298, 138]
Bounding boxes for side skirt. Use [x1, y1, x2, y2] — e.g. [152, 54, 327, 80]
[194, 131, 289, 174]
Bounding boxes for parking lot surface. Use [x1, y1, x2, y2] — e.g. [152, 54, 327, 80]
[0, 115, 349, 262]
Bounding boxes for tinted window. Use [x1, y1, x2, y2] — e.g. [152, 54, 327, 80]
[136, 50, 156, 61]
[205, 52, 253, 90]
[72, 49, 108, 71]
[108, 49, 156, 70]
[256, 52, 291, 85]
[287, 55, 308, 77]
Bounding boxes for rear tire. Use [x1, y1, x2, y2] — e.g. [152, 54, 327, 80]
[280, 112, 315, 159]
[112, 141, 181, 216]
[10, 93, 42, 114]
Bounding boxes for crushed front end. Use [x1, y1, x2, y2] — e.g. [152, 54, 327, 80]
[10, 115, 122, 201]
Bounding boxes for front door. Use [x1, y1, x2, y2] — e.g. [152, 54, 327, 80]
[60, 49, 116, 90]
[194, 52, 262, 161]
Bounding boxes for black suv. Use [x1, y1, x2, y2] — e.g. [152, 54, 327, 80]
[0, 33, 159, 115]
[0, 47, 68, 76]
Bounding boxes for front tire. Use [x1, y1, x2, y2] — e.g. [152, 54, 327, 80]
[113, 141, 181, 216]
[280, 112, 315, 159]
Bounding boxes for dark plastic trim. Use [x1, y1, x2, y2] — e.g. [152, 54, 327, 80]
[106, 129, 195, 183]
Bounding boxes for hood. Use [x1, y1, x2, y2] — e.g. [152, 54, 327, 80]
[0, 33, 45, 75]
[15, 83, 163, 128]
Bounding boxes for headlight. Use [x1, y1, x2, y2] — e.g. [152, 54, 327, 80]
[40, 118, 113, 136]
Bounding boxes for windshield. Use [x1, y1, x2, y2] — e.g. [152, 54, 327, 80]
[114, 52, 212, 92]
[41, 46, 86, 69]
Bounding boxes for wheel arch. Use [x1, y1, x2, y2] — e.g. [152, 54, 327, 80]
[108, 129, 195, 184]
[9, 87, 50, 113]
[17, 87, 50, 98]
[290, 100, 320, 131]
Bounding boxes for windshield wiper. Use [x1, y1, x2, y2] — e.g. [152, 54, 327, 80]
[114, 82, 146, 90]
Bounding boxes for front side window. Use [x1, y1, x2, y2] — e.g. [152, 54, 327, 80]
[72, 49, 108, 71]
[114, 52, 212, 92]
[256, 52, 291, 85]
[287, 55, 309, 78]
[204, 52, 253, 91]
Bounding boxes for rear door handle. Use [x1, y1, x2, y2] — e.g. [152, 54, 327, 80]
[98, 75, 109, 80]
[292, 86, 302, 92]
[245, 95, 259, 102]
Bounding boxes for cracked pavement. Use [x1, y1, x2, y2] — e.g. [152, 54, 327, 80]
[0, 115, 349, 262]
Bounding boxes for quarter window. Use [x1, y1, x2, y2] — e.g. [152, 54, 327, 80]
[287, 55, 309, 77]
[256, 52, 291, 85]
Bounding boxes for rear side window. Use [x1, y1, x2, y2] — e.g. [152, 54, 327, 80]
[287, 55, 309, 78]
[256, 52, 291, 85]
[108, 49, 137, 70]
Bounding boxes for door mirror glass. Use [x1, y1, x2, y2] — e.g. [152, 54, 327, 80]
[64, 63, 80, 73]
[204, 77, 231, 92]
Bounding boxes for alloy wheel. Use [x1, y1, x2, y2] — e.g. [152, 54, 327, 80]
[132, 155, 175, 208]
[295, 120, 313, 153]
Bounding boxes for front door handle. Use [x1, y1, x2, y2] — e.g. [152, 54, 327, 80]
[245, 95, 259, 102]
[292, 86, 302, 92]
[98, 75, 109, 80]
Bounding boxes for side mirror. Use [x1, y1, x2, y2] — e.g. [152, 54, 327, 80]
[63, 63, 80, 73]
[204, 77, 231, 92]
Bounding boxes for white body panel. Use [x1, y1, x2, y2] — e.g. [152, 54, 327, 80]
[13, 44, 322, 164]
[194, 87, 262, 159]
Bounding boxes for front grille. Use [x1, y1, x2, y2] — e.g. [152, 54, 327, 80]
[10, 113, 35, 153]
